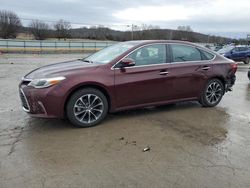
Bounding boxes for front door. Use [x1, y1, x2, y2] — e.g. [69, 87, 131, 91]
[114, 44, 173, 109]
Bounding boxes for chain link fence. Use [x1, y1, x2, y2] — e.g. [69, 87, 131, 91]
[0, 39, 117, 53]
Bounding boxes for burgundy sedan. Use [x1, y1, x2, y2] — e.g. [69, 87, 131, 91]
[19, 40, 237, 127]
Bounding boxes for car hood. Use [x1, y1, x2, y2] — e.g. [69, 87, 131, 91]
[24, 59, 100, 79]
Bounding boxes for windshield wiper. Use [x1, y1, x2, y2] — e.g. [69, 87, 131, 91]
[78, 59, 94, 63]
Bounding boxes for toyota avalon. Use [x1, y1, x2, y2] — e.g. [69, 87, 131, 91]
[19, 40, 237, 127]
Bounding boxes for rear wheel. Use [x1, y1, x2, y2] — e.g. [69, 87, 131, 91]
[199, 79, 224, 107]
[244, 57, 250, 64]
[66, 88, 108, 128]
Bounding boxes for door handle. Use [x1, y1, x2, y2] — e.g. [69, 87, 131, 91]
[201, 66, 211, 71]
[159, 71, 169, 75]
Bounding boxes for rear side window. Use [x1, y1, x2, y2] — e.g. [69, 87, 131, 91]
[234, 47, 248, 52]
[239, 47, 248, 51]
[200, 50, 215, 60]
[170, 44, 202, 62]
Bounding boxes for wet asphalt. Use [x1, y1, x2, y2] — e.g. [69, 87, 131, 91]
[0, 54, 250, 188]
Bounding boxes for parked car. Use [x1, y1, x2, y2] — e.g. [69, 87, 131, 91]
[217, 46, 250, 64]
[214, 45, 223, 52]
[19, 40, 237, 127]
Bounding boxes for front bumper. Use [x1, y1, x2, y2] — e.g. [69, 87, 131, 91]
[19, 80, 65, 118]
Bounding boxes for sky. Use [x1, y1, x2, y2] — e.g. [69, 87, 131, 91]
[1, 0, 250, 38]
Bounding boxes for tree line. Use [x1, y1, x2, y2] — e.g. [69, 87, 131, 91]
[0, 10, 71, 40]
[0, 9, 243, 44]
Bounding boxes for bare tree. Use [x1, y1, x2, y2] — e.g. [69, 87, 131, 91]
[0, 10, 22, 38]
[29, 20, 49, 40]
[140, 24, 160, 39]
[177, 25, 193, 32]
[176, 25, 194, 41]
[54, 19, 71, 40]
[96, 25, 111, 40]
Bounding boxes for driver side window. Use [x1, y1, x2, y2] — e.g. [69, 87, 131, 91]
[127, 44, 166, 66]
[232, 48, 239, 52]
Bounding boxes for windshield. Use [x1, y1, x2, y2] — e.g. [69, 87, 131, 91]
[217, 46, 234, 54]
[84, 42, 139, 64]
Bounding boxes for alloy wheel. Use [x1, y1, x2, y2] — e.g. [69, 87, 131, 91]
[205, 81, 223, 104]
[73, 94, 104, 124]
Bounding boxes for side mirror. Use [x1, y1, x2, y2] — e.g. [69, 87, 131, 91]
[120, 58, 135, 68]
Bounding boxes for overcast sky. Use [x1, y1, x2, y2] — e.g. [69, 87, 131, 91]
[2, 0, 250, 38]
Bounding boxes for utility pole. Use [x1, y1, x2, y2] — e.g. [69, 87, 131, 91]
[131, 24, 134, 40]
[127, 24, 134, 40]
[207, 34, 210, 43]
[247, 33, 250, 45]
[169, 30, 173, 40]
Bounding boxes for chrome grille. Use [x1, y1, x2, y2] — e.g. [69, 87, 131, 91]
[19, 89, 30, 112]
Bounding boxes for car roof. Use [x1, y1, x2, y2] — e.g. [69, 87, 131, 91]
[125, 40, 195, 45]
[123, 40, 210, 52]
[235, 45, 249, 47]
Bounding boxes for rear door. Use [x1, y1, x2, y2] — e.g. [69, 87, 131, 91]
[113, 44, 173, 109]
[168, 43, 215, 100]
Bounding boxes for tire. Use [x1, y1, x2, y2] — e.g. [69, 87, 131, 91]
[199, 79, 225, 107]
[244, 57, 250, 64]
[66, 88, 108, 128]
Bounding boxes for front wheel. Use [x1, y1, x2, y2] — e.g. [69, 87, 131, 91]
[199, 79, 225, 107]
[66, 88, 108, 128]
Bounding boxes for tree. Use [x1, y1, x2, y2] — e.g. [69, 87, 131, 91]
[29, 20, 49, 40]
[0, 10, 22, 38]
[176, 25, 194, 41]
[96, 26, 111, 40]
[130, 24, 160, 40]
[54, 19, 71, 40]
[177, 25, 193, 32]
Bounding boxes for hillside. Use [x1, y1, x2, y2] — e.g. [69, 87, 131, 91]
[17, 26, 233, 44]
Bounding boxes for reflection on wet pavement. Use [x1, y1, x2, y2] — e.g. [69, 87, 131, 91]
[109, 103, 230, 146]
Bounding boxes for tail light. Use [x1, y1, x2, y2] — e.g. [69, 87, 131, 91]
[231, 63, 237, 73]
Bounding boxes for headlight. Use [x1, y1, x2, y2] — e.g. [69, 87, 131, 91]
[28, 76, 66, 89]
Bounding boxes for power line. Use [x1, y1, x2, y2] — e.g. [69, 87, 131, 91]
[0, 15, 130, 27]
